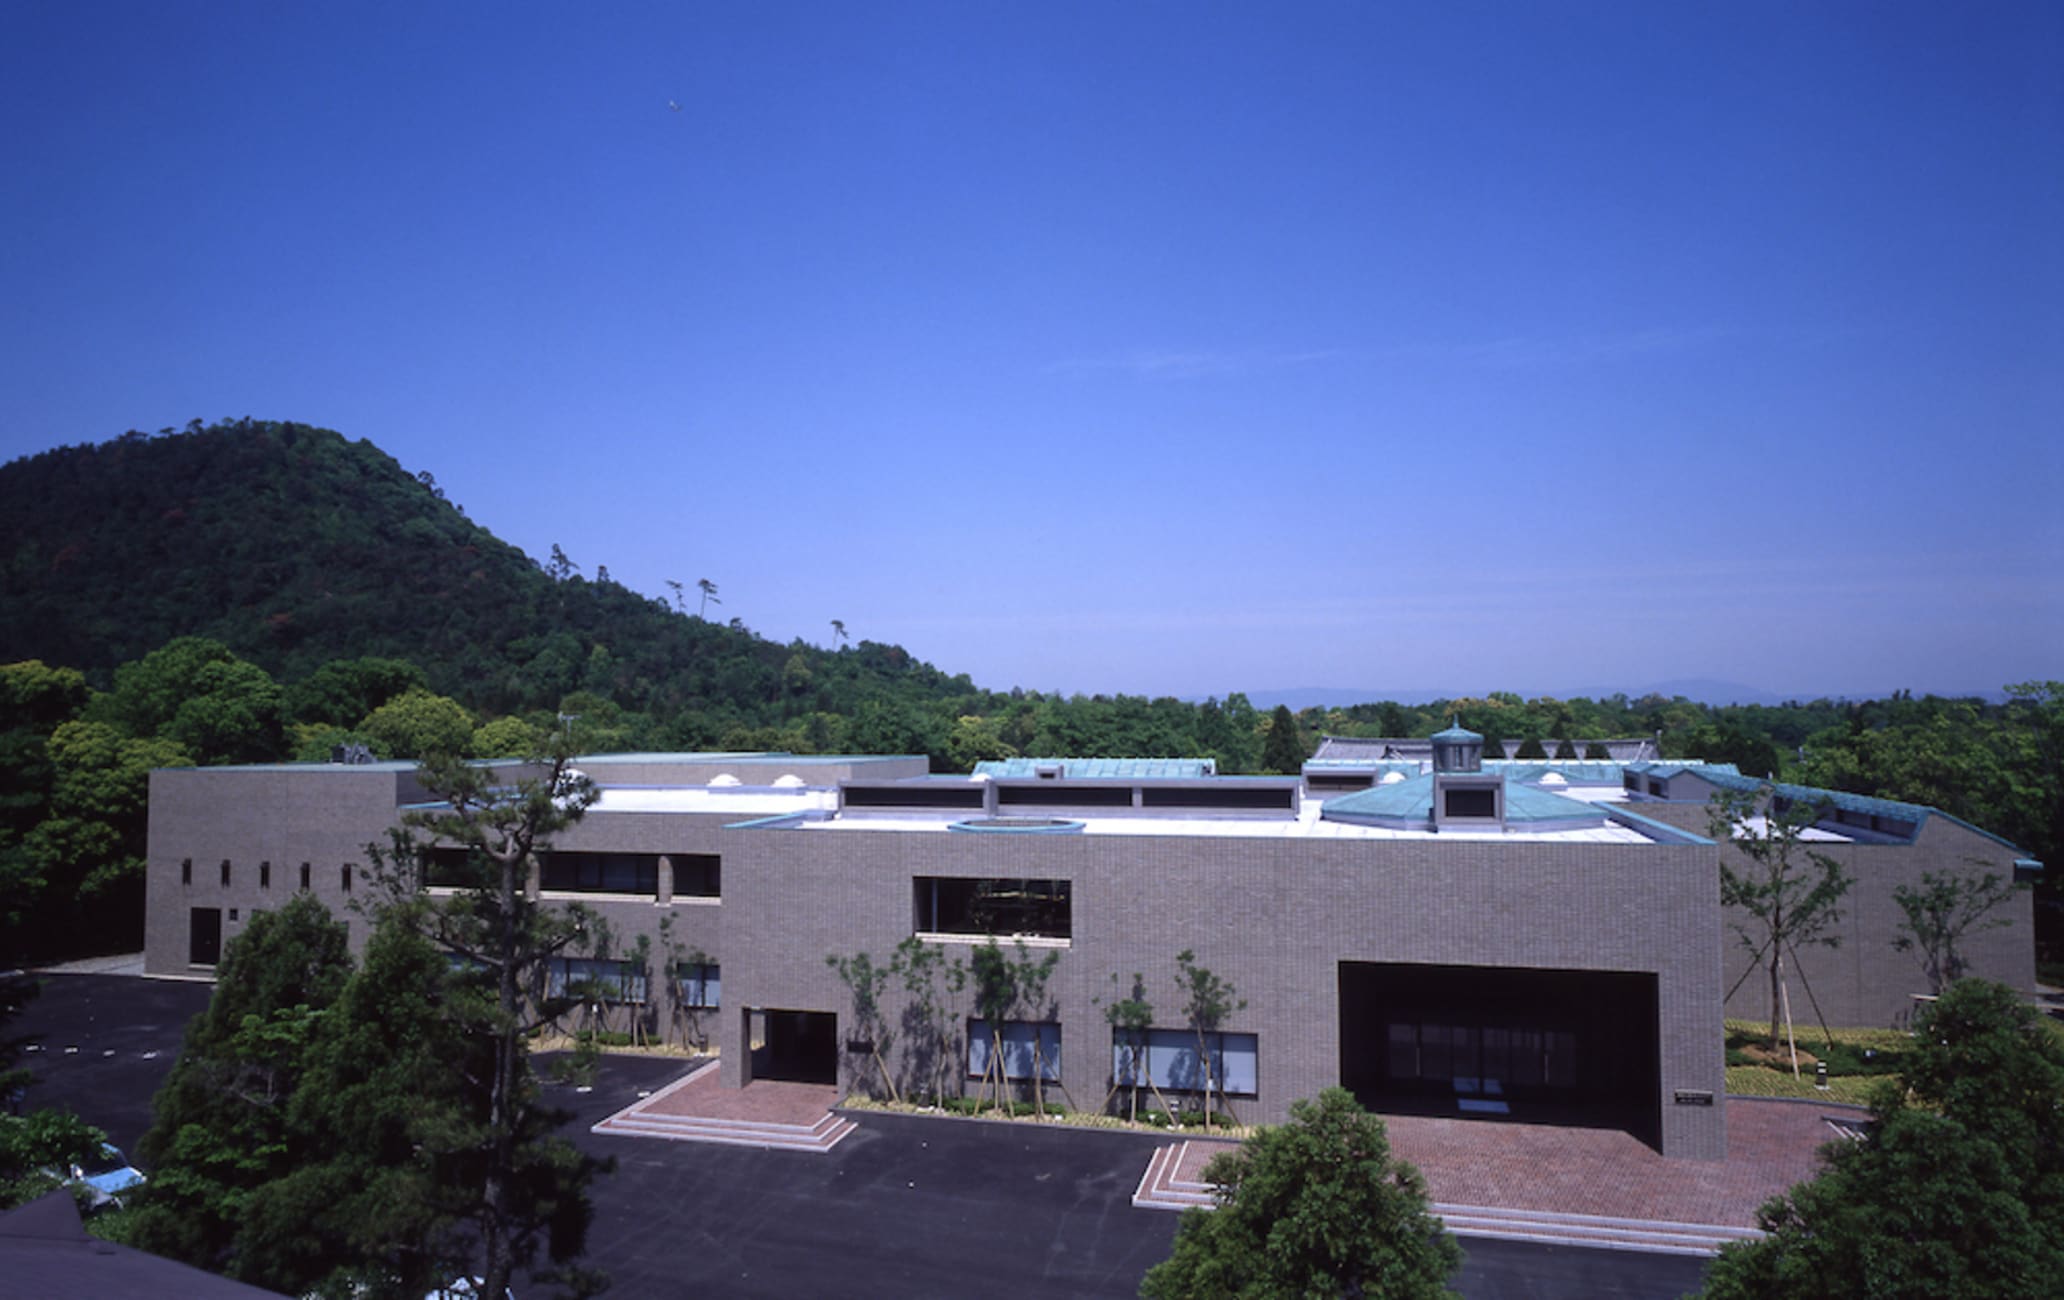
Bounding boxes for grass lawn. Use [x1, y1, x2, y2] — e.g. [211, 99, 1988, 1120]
[1723, 1018, 1911, 1104]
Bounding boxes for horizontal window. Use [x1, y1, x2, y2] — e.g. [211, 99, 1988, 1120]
[542, 852, 659, 895]
[1443, 787, 1498, 818]
[670, 854, 721, 898]
[676, 961, 720, 1009]
[1112, 1028, 1258, 1098]
[967, 1019, 1060, 1082]
[1388, 1022, 1579, 1091]
[1140, 786, 1294, 811]
[424, 847, 481, 888]
[915, 877, 1071, 940]
[999, 784, 1132, 808]
[547, 957, 646, 1003]
[845, 784, 986, 810]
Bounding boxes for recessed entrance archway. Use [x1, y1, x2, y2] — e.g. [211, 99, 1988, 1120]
[1338, 961, 1661, 1150]
[746, 1007, 839, 1085]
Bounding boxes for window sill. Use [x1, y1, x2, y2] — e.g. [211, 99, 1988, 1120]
[915, 931, 1070, 949]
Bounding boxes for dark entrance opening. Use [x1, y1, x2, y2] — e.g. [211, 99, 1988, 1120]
[188, 907, 222, 966]
[750, 1008, 838, 1085]
[1339, 961, 1661, 1150]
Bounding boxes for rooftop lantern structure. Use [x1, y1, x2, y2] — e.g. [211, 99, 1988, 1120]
[1430, 721, 1484, 774]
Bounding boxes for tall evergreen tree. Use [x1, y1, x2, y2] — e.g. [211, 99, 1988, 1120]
[1260, 704, 1306, 775]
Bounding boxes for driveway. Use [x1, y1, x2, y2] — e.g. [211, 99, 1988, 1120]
[16, 974, 1713, 1298]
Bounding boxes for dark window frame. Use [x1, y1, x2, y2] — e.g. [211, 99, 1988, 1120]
[915, 877, 1072, 940]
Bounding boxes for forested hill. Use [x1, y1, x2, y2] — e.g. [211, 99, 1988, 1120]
[0, 420, 970, 733]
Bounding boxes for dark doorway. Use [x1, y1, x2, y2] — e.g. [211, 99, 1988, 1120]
[188, 907, 222, 967]
[1339, 961, 1661, 1149]
[752, 1008, 838, 1085]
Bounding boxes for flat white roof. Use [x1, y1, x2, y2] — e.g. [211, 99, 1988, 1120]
[806, 799, 1661, 844]
[588, 787, 838, 816]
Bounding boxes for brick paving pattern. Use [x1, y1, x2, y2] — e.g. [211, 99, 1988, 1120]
[636, 1061, 840, 1127]
[1172, 1098, 1844, 1228]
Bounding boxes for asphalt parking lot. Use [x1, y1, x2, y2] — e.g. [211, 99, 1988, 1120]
[15, 973, 1712, 1299]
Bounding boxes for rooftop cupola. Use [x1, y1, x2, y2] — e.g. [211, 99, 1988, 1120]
[1430, 720, 1484, 774]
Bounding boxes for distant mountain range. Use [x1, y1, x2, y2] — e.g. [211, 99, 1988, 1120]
[1241, 680, 2011, 712]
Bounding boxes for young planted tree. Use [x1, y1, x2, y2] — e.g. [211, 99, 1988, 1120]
[621, 932, 653, 1047]
[969, 938, 1062, 1117]
[1140, 1088, 1461, 1300]
[825, 950, 899, 1102]
[656, 914, 715, 1053]
[1893, 867, 2023, 997]
[1174, 949, 1246, 1131]
[364, 746, 608, 1300]
[1097, 971, 1172, 1124]
[1709, 787, 1853, 1056]
[891, 935, 966, 1104]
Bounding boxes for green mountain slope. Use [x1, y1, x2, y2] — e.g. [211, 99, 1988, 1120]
[0, 420, 967, 727]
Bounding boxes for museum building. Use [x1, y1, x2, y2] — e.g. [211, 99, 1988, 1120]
[144, 726, 2041, 1162]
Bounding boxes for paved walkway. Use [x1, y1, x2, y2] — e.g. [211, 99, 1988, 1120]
[590, 1061, 855, 1152]
[1166, 1097, 1844, 1229]
[609, 1062, 1844, 1244]
[634, 1062, 839, 1126]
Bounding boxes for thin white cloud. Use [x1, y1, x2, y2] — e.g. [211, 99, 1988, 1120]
[1048, 328, 1732, 380]
[1045, 347, 1348, 379]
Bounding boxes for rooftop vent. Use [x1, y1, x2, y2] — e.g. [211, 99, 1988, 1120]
[1430, 720, 1484, 774]
[1034, 762, 1064, 780]
[330, 743, 377, 765]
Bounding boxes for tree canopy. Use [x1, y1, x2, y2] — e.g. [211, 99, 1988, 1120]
[1699, 980, 2064, 1298]
[1140, 1086, 1461, 1299]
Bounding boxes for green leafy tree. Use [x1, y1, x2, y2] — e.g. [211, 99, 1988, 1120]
[21, 721, 187, 956]
[0, 662, 92, 943]
[127, 894, 353, 1274]
[239, 914, 592, 1298]
[1709, 786, 1853, 1052]
[1260, 704, 1305, 775]
[945, 714, 1015, 772]
[1893, 867, 2023, 997]
[1140, 1087, 1461, 1299]
[472, 714, 543, 759]
[286, 657, 429, 729]
[365, 746, 608, 1299]
[164, 658, 288, 764]
[95, 637, 285, 764]
[358, 689, 474, 760]
[1699, 981, 2064, 1298]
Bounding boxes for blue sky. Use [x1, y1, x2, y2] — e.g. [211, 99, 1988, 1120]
[4, 3, 2059, 700]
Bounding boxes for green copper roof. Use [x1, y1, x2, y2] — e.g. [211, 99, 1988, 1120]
[1642, 764, 2028, 854]
[1431, 722, 1482, 743]
[1320, 773, 1603, 828]
[972, 757, 1217, 779]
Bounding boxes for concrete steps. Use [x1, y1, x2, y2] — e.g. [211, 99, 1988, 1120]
[1131, 1141, 1762, 1257]
[1131, 1141, 1218, 1211]
[592, 1105, 857, 1153]
[590, 1066, 857, 1154]
[1429, 1203, 1763, 1257]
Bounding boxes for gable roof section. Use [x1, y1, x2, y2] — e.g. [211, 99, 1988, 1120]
[1662, 766, 2030, 855]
